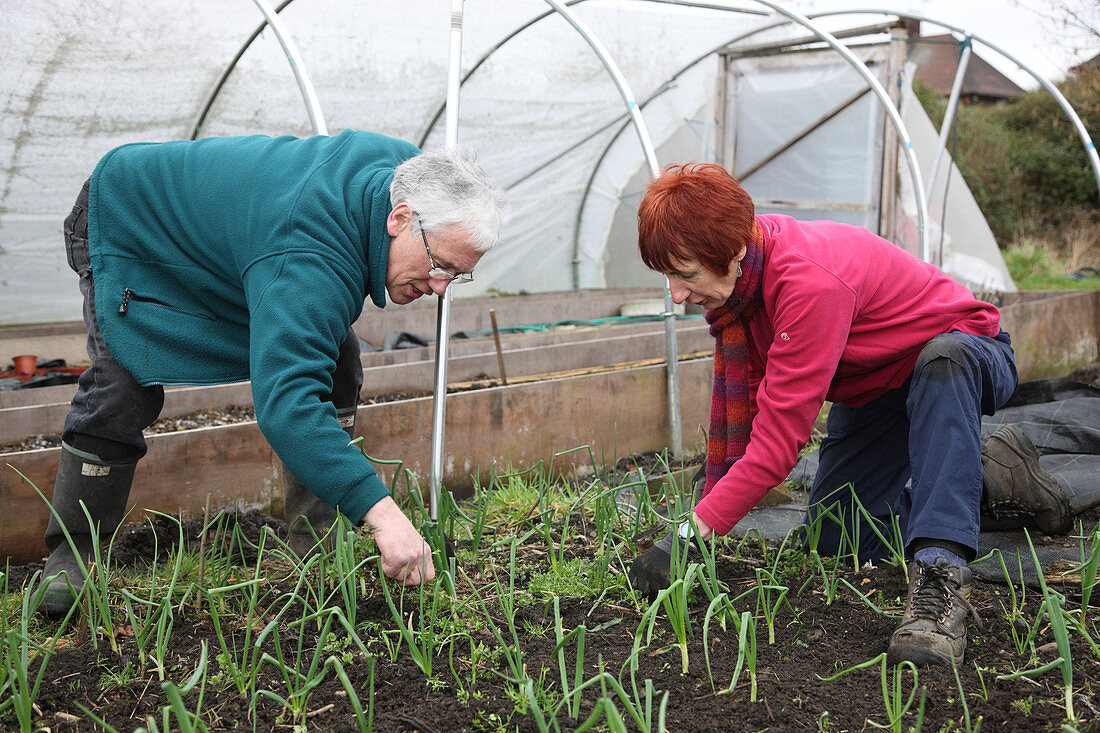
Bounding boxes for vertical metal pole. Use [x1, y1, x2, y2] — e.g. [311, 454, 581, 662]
[926, 35, 972, 200]
[543, 0, 681, 459]
[663, 279, 682, 460]
[714, 55, 730, 170]
[879, 25, 904, 243]
[429, 0, 465, 521]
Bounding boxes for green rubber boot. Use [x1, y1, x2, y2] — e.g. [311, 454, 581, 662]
[40, 445, 134, 618]
[283, 470, 338, 558]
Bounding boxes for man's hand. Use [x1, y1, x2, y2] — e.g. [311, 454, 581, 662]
[362, 496, 436, 585]
[627, 513, 713, 596]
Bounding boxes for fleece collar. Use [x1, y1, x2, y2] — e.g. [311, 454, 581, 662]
[365, 169, 394, 309]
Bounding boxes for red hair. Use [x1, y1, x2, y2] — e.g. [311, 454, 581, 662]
[637, 163, 755, 276]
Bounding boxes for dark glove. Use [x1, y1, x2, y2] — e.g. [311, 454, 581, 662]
[628, 525, 700, 597]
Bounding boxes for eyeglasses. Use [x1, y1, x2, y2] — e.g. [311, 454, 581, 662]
[415, 213, 473, 284]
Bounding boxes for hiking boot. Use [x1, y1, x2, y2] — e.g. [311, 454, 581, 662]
[981, 424, 1072, 535]
[887, 558, 981, 667]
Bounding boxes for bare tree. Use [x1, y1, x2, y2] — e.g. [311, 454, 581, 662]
[1014, 0, 1100, 61]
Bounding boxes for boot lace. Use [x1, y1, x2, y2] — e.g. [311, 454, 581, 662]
[910, 562, 982, 628]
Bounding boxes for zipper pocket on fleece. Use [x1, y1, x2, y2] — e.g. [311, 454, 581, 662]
[118, 288, 216, 321]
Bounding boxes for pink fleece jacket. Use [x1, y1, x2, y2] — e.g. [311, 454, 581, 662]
[694, 215, 1002, 536]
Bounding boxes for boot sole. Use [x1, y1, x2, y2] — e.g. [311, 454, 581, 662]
[886, 639, 959, 667]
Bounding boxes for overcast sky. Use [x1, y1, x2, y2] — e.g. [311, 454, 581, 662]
[797, 0, 1099, 88]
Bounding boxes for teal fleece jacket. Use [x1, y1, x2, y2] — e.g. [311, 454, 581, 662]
[87, 130, 421, 522]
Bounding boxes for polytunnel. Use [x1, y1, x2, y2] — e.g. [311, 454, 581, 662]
[6, 6, 1100, 726]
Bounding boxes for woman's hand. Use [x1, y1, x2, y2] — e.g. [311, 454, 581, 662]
[692, 511, 714, 541]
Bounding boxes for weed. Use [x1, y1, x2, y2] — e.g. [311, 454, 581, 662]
[527, 557, 603, 602]
[98, 661, 140, 692]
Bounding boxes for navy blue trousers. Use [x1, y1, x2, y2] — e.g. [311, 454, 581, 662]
[806, 330, 1018, 563]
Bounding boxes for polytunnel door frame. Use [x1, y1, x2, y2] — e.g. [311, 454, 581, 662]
[714, 40, 901, 240]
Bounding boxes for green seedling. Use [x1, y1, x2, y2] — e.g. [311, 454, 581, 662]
[525, 659, 668, 733]
[754, 567, 790, 644]
[951, 655, 983, 732]
[327, 513, 373, 627]
[1072, 519, 1099, 611]
[551, 597, 587, 720]
[701, 593, 741, 691]
[376, 556, 449, 676]
[120, 510, 190, 680]
[808, 550, 844, 605]
[460, 472, 499, 555]
[85, 641, 214, 733]
[0, 570, 82, 733]
[204, 534, 275, 697]
[985, 548, 1044, 656]
[22, 470, 123, 653]
[803, 487, 865, 572]
[971, 663, 992, 702]
[837, 578, 901, 619]
[996, 531, 1079, 726]
[161, 640, 210, 733]
[635, 566, 698, 674]
[819, 653, 919, 733]
[461, 544, 527, 683]
[850, 487, 908, 576]
[252, 606, 371, 731]
[727, 610, 758, 701]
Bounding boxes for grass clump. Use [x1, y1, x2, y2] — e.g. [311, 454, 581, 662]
[526, 557, 623, 603]
[1003, 230, 1100, 290]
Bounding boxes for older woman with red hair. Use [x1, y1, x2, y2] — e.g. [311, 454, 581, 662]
[628, 163, 1069, 667]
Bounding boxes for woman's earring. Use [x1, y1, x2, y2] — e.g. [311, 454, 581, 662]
[737, 263, 743, 277]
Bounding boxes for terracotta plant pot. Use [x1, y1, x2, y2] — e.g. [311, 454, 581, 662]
[12, 354, 38, 376]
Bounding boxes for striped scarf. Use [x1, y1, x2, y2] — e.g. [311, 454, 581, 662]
[702, 223, 765, 499]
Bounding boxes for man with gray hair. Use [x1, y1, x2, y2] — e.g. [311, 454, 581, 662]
[40, 130, 505, 617]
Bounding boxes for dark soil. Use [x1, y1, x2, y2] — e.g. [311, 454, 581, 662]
[4, 369, 1099, 730]
[5, 507, 1099, 732]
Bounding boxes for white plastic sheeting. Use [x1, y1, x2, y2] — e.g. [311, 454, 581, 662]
[1, 1, 1017, 326]
[1, 0, 770, 324]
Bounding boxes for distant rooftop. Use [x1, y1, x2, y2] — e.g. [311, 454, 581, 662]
[906, 27, 1025, 103]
